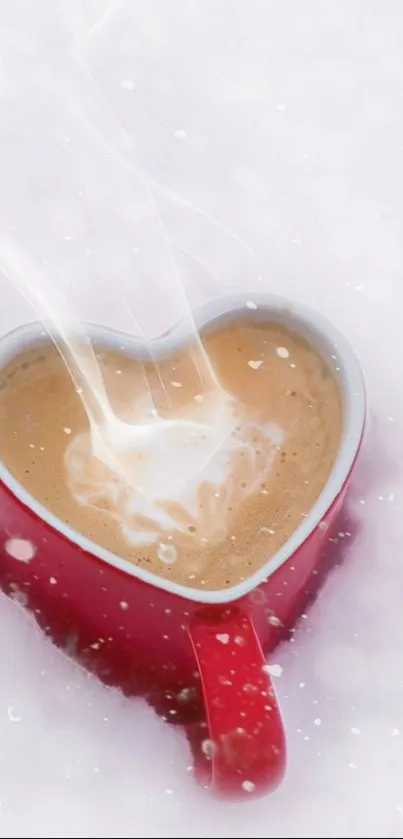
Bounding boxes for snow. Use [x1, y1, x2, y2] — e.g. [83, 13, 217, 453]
[0, 0, 402, 836]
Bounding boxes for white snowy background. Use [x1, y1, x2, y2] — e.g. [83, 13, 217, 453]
[0, 0, 402, 836]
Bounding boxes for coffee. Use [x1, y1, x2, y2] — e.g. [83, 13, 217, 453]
[0, 318, 341, 590]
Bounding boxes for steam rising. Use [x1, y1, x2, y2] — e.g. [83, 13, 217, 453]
[0, 40, 269, 547]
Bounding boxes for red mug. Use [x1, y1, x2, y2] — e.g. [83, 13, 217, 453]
[0, 293, 365, 799]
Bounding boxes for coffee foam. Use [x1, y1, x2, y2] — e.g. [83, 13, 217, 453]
[64, 391, 284, 546]
[0, 319, 342, 590]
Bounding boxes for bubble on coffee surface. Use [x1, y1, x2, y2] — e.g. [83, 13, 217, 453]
[157, 542, 178, 565]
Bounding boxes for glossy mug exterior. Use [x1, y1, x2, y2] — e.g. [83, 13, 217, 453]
[0, 293, 365, 799]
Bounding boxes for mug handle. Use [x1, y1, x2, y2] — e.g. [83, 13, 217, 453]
[186, 607, 286, 799]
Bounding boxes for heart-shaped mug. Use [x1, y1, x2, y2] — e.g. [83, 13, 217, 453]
[0, 293, 365, 799]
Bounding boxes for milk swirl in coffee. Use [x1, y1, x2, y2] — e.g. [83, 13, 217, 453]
[0, 317, 341, 589]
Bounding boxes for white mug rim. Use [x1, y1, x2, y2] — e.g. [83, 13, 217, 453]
[0, 292, 366, 605]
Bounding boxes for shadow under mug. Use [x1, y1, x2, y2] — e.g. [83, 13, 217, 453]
[0, 293, 365, 799]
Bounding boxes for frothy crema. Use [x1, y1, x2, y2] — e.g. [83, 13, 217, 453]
[0, 317, 342, 589]
[64, 392, 284, 546]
